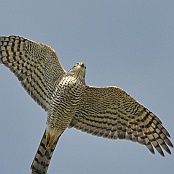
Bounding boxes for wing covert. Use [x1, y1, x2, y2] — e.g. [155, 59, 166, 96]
[70, 85, 173, 156]
[0, 36, 66, 111]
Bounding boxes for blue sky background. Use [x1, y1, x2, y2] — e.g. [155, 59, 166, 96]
[0, 1, 174, 174]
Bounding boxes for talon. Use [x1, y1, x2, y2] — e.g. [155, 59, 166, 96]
[46, 132, 54, 149]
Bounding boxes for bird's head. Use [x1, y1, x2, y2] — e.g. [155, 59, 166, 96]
[68, 62, 86, 83]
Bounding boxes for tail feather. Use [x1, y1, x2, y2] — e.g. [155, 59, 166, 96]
[31, 131, 59, 174]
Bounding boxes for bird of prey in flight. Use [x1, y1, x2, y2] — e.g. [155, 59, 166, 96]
[0, 36, 173, 174]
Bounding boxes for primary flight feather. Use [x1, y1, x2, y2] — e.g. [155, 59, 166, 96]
[0, 36, 173, 174]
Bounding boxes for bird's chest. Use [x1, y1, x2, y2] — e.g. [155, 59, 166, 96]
[47, 77, 84, 129]
[50, 77, 84, 114]
[57, 77, 83, 101]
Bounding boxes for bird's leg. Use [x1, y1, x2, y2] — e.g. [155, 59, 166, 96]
[45, 132, 55, 149]
[45, 126, 63, 149]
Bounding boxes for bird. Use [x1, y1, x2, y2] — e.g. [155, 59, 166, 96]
[0, 35, 173, 174]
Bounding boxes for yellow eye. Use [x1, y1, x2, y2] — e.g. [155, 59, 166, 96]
[75, 63, 79, 67]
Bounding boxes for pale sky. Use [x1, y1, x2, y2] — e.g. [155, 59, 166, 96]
[0, 1, 174, 174]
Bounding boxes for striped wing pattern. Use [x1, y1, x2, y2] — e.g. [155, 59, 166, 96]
[0, 35, 173, 174]
[70, 86, 173, 156]
[0, 36, 66, 111]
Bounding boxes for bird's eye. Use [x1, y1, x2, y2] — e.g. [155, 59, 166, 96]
[81, 63, 86, 68]
[74, 63, 79, 67]
[74, 62, 86, 68]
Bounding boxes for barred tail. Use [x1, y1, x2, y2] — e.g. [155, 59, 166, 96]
[31, 130, 59, 174]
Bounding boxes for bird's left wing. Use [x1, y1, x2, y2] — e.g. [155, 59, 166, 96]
[70, 85, 173, 156]
[0, 36, 66, 111]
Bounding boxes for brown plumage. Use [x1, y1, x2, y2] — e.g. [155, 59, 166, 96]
[0, 36, 173, 174]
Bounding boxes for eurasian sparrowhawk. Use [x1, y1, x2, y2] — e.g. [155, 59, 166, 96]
[0, 36, 173, 174]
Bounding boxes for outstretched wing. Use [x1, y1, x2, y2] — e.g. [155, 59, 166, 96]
[0, 36, 66, 111]
[70, 85, 173, 156]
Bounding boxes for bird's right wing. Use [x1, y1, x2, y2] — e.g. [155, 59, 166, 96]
[70, 85, 173, 156]
[0, 36, 66, 111]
